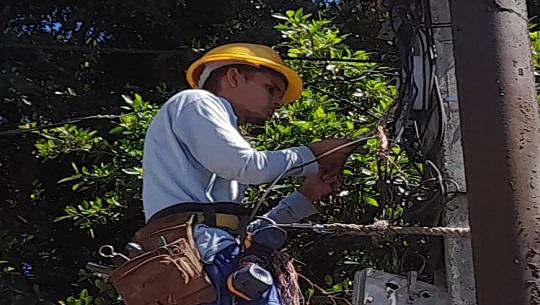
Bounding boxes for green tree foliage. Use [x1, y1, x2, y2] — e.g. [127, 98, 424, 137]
[23, 94, 157, 238]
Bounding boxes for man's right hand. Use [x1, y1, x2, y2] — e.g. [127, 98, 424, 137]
[299, 171, 343, 201]
[308, 138, 354, 178]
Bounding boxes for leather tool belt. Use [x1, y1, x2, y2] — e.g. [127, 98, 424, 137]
[148, 202, 251, 236]
[105, 202, 251, 305]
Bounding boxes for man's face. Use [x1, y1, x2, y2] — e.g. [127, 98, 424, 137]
[234, 70, 287, 125]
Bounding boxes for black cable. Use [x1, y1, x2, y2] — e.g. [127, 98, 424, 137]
[308, 85, 380, 120]
[303, 68, 399, 86]
[409, 5, 445, 160]
[0, 112, 144, 137]
[283, 56, 380, 63]
[418, 78, 446, 160]
[387, 0, 446, 164]
[389, 2, 421, 140]
[423, 0, 434, 27]
[404, 26, 444, 161]
[372, 0, 440, 221]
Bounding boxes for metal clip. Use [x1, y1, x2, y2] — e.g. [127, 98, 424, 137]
[157, 235, 174, 256]
[85, 261, 113, 277]
[125, 242, 145, 256]
[275, 223, 330, 234]
[99, 245, 130, 261]
[313, 224, 329, 233]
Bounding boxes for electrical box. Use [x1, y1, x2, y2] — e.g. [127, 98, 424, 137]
[352, 268, 450, 305]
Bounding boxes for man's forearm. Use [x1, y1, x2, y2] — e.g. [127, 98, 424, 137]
[262, 191, 318, 224]
[247, 191, 319, 233]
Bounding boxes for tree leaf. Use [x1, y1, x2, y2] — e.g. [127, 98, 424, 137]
[271, 13, 288, 21]
[363, 196, 379, 207]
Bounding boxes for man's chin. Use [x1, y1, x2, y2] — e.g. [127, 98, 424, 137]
[245, 116, 267, 126]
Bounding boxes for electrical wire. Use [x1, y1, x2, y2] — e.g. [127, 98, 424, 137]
[386, 0, 446, 164]
[362, 0, 449, 231]
[0, 110, 155, 137]
[282, 56, 380, 63]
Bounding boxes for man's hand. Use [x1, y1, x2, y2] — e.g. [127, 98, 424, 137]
[299, 172, 343, 201]
[308, 138, 353, 178]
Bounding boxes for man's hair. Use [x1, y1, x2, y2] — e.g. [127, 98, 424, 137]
[202, 64, 288, 93]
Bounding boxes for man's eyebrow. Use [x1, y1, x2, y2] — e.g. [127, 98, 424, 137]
[270, 81, 285, 94]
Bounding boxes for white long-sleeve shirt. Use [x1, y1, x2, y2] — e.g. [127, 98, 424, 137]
[142, 89, 319, 263]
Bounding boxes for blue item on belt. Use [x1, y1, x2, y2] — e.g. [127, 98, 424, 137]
[201, 244, 283, 305]
[227, 255, 273, 301]
[245, 225, 288, 252]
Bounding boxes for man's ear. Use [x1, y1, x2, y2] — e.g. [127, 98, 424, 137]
[225, 67, 241, 88]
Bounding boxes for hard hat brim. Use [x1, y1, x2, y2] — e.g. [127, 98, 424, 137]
[187, 54, 303, 104]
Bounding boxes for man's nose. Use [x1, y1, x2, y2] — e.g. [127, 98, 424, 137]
[272, 98, 283, 109]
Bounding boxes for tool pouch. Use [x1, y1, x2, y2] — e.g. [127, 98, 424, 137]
[106, 214, 216, 305]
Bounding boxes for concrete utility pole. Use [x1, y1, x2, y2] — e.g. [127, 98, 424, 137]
[429, 0, 477, 304]
[448, 1, 540, 305]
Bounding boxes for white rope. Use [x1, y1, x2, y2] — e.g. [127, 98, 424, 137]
[280, 220, 470, 237]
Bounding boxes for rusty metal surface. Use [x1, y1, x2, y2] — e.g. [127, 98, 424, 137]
[449, 0, 540, 305]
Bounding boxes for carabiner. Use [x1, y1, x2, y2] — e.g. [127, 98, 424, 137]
[99, 245, 130, 262]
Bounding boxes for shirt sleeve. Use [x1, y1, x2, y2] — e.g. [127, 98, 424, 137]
[173, 97, 319, 185]
[262, 191, 319, 223]
[246, 191, 319, 233]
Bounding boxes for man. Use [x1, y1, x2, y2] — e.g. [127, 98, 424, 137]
[137, 43, 351, 305]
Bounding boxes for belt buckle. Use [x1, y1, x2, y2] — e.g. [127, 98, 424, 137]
[215, 213, 241, 231]
[194, 212, 206, 225]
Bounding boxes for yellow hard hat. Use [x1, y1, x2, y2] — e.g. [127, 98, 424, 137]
[186, 43, 303, 104]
